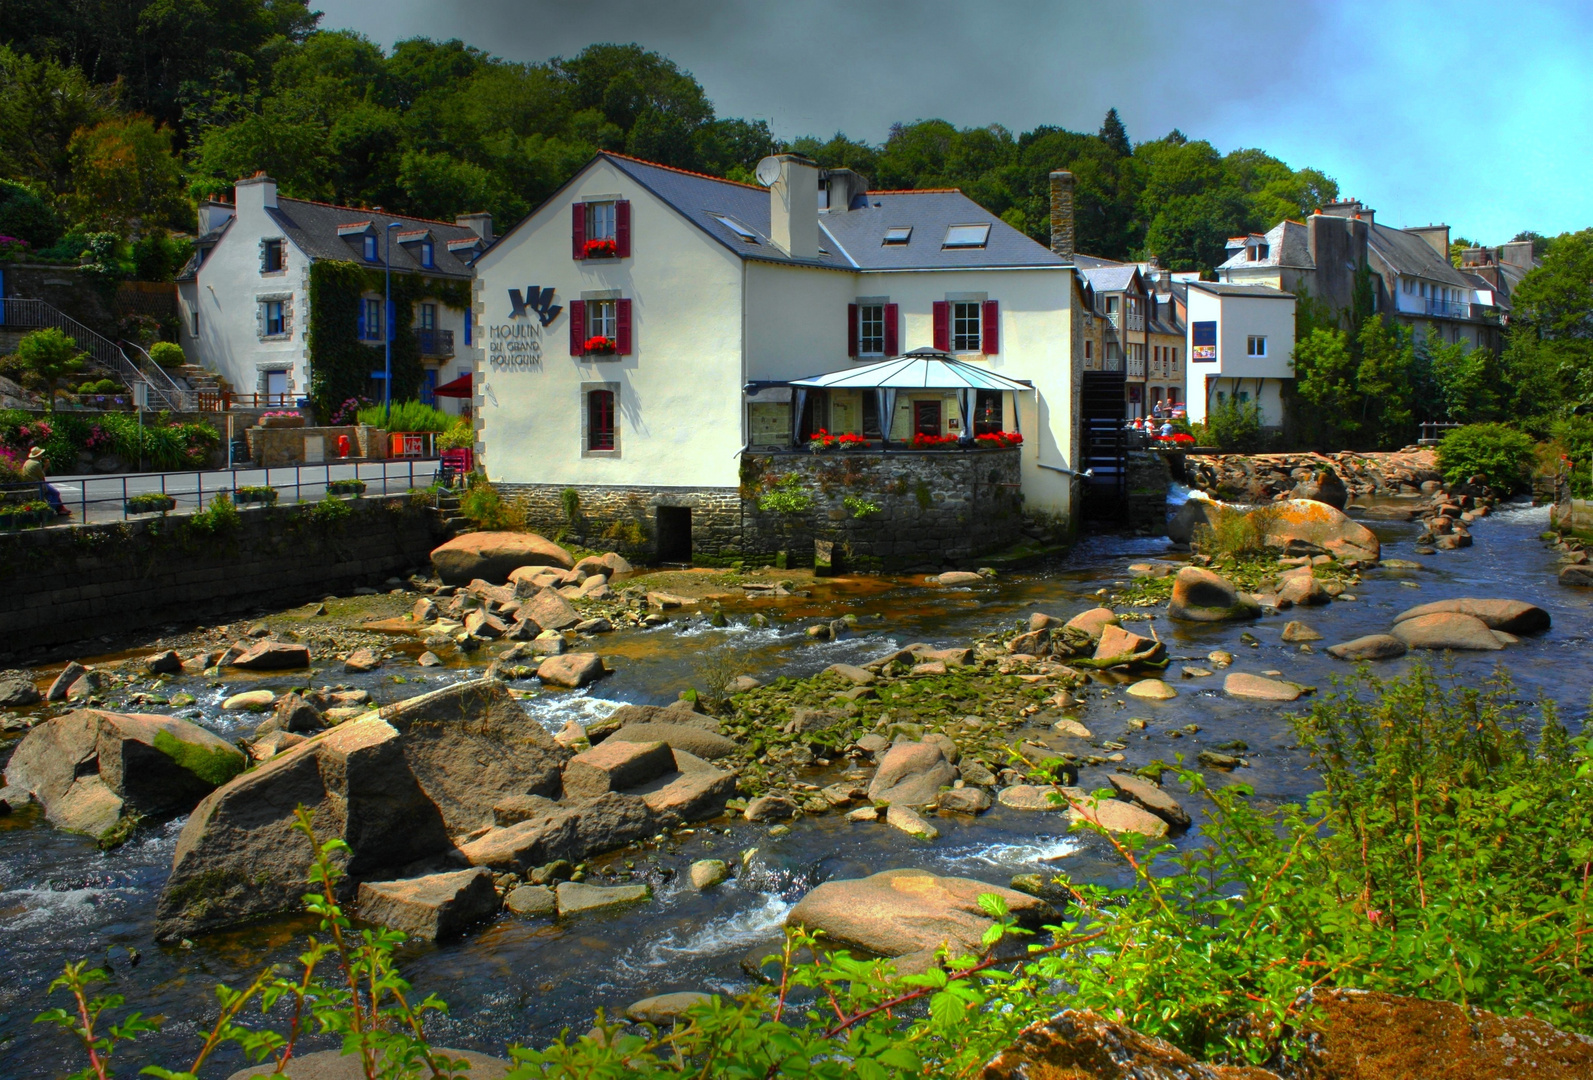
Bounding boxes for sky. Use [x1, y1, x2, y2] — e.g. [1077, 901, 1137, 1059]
[317, 0, 1593, 244]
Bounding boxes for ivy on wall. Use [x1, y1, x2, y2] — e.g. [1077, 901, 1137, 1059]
[306, 261, 471, 416]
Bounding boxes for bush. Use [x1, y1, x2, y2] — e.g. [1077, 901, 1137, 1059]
[148, 341, 186, 369]
[326, 478, 366, 496]
[458, 473, 524, 530]
[233, 485, 277, 505]
[1204, 398, 1265, 453]
[356, 399, 452, 432]
[758, 474, 812, 514]
[1437, 423, 1536, 492]
[0, 179, 62, 249]
[124, 492, 174, 514]
[437, 415, 474, 450]
[186, 492, 239, 534]
[1191, 501, 1278, 557]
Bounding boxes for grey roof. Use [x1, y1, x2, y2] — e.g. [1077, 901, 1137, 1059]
[1186, 281, 1295, 299]
[1366, 223, 1472, 289]
[1077, 262, 1140, 293]
[268, 198, 482, 278]
[1217, 220, 1313, 272]
[600, 153, 1065, 272]
[791, 349, 1034, 390]
[1070, 253, 1122, 269]
[176, 218, 233, 282]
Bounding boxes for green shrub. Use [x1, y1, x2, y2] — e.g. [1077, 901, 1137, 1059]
[124, 492, 175, 514]
[187, 492, 239, 534]
[843, 494, 881, 518]
[1437, 422, 1536, 491]
[355, 400, 452, 432]
[1204, 398, 1265, 452]
[325, 478, 366, 496]
[233, 485, 278, 505]
[306, 492, 352, 525]
[758, 474, 812, 514]
[437, 415, 474, 450]
[148, 342, 186, 369]
[1191, 501, 1278, 557]
[459, 474, 524, 530]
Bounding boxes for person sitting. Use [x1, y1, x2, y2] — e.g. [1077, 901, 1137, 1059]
[1160, 421, 1175, 437]
[19, 447, 68, 516]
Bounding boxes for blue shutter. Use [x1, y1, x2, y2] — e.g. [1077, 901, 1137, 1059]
[357, 302, 366, 339]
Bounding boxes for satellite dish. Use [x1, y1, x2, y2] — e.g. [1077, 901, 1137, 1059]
[754, 156, 781, 187]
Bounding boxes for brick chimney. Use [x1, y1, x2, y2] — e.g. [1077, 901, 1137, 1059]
[1049, 171, 1075, 261]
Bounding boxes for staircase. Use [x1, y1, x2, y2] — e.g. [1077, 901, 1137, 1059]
[436, 487, 468, 532]
[0, 297, 188, 411]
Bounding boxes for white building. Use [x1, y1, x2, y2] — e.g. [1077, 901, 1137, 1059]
[1183, 281, 1295, 426]
[472, 152, 1088, 561]
[176, 174, 490, 412]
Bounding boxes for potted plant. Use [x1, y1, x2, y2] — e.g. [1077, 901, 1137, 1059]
[124, 492, 176, 515]
[234, 485, 279, 505]
[0, 500, 51, 530]
[326, 478, 367, 497]
[910, 432, 960, 449]
[584, 237, 618, 258]
[259, 410, 305, 428]
[583, 335, 617, 355]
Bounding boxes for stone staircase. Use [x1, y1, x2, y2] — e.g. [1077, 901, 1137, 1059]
[436, 488, 469, 533]
[175, 364, 221, 395]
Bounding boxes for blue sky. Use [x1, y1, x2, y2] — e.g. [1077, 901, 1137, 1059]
[319, 0, 1592, 244]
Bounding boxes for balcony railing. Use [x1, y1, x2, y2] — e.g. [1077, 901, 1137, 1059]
[1104, 311, 1145, 332]
[416, 328, 454, 358]
[1127, 357, 1146, 378]
[1425, 299, 1470, 319]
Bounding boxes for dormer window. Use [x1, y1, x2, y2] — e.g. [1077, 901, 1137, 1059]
[420, 240, 434, 268]
[817, 181, 830, 211]
[943, 223, 990, 249]
[715, 216, 760, 244]
[1248, 243, 1269, 261]
[883, 227, 912, 246]
[363, 234, 378, 262]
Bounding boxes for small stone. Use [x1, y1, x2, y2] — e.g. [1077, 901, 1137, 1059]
[1051, 718, 1092, 738]
[1124, 679, 1176, 701]
[625, 992, 710, 1026]
[937, 787, 992, 814]
[504, 884, 557, 917]
[998, 785, 1075, 811]
[417, 651, 443, 667]
[343, 647, 382, 673]
[744, 795, 797, 822]
[1280, 621, 1323, 643]
[885, 805, 939, 839]
[847, 805, 881, 822]
[554, 881, 650, 915]
[1222, 673, 1302, 702]
[689, 859, 729, 889]
[1066, 797, 1169, 837]
[221, 689, 276, 711]
[1207, 650, 1234, 667]
[1179, 666, 1212, 679]
[144, 650, 182, 676]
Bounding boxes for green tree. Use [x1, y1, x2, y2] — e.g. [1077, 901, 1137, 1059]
[1498, 228, 1593, 424]
[1422, 334, 1496, 422]
[0, 177, 61, 247]
[16, 326, 86, 411]
[66, 114, 189, 233]
[1290, 327, 1360, 446]
[0, 44, 118, 195]
[1355, 315, 1415, 447]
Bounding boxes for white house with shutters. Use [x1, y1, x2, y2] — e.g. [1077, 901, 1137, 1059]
[1182, 281, 1296, 426]
[471, 151, 1086, 556]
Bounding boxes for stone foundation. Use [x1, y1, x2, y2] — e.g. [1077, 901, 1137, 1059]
[495, 447, 1025, 569]
[1124, 450, 1172, 534]
[247, 425, 387, 466]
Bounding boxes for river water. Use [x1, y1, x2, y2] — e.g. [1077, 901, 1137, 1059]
[3, 498, 1589, 1076]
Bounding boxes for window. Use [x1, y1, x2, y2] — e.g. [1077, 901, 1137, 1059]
[420, 240, 434, 268]
[816, 181, 829, 211]
[363, 234, 379, 262]
[882, 226, 912, 246]
[587, 389, 615, 451]
[419, 303, 437, 330]
[951, 301, 981, 352]
[586, 299, 616, 340]
[361, 298, 382, 341]
[1247, 335, 1267, 357]
[262, 239, 284, 273]
[714, 215, 760, 244]
[943, 223, 990, 249]
[1105, 295, 1118, 315]
[1084, 340, 1093, 360]
[1248, 243, 1269, 261]
[858, 304, 885, 355]
[974, 389, 1004, 435]
[262, 300, 285, 336]
[587, 201, 616, 241]
[191, 309, 199, 336]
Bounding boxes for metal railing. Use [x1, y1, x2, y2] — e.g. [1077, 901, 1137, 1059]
[1126, 357, 1146, 378]
[0, 297, 162, 407]
[4, 458, 445, 525]
[120, 339, 194, 411]
[1418, 421, 1462, 444]
[1424, 298, 1471, 319]
[417, 328, 454, 358]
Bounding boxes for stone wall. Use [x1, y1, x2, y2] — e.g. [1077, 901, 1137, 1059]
[246, 425, 387, 466]
[1124, 449, 1172, 534]
[0, 497, 446, 652]
[496, 447, 1024, 570]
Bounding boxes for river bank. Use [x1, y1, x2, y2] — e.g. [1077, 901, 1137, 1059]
[2, 497, 1590, 1075]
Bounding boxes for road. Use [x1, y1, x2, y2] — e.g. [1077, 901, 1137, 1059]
[46, 458, 444, 523]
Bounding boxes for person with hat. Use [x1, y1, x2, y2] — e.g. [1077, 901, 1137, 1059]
[19, 447, 67, 516]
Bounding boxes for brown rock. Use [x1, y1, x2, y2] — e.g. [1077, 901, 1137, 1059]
[1067, 796, 1169, 837]
[1262, 499, 1380, 562]
[144, 650, 182, 675]
[824, 663, 876, 685]
[431, 531, 574, 585]
[1391, 612, 1505, 651]
[356, 868, 498, 941]
[229, 641, 311, 671]
[868, 741, 957, 806]
[609, 721, 735, 760]
[1108, 773, 1190, 829]
[1275, 566, 1328, 606]
[561, 739, 675, 798]
[935, 571, 986, 586]
[1325, 634, 1408, 661]
[463, 610, 508, 640]
[937, 787, 993, 814]
[46, 661, 87, 701]
[744, 794, 797, 822]
[634, 750, 736, 825]
[342, 647, 383, 673]
[459, 792, 653, 871]
[1392, 598, 1550, 634]
[536, 653, 607, 688]
[978, 1009, 1276, 1079]
[1063, 607, 1119, 640]
[1223, 672, 1303, 701]
[1168, 567, 1260, 623]
[1093, 623, 1166, 665]
[522, 587, 581, 632]
[1280, 620, 1323, 643]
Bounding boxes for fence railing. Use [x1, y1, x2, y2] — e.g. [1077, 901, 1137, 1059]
[0, 297, 164, 406]
[1419, 421, 1462, 444]
[2, 458, 447, 525]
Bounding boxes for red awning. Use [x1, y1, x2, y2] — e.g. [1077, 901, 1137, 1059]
[431, 373, 473, 398]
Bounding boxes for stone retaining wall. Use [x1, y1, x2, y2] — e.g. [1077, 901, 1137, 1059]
[0, 497, 446, 653]
[246, 425, 387, 466]
[496, 447, 1024, 569]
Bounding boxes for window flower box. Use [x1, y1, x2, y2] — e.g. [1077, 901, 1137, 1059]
[910, 433, 960, 449]
[124, 493, 176, 515]
[259, 411, 305, 429]
[584, 237, 618, 258]
[808, 429, 868, 452]
[583, 335, 617, 355]
[0, 501, 53, 529]
[234, 485, 279, 505]
[326, 479, 366, 497]
[973, 431, 1023, 448]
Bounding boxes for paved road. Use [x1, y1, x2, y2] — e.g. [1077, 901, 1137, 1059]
[45, 458, 444, 523]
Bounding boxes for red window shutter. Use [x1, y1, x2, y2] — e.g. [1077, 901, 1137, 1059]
[615, 200, 631, 258]
[884, 303, 899, 356]
[982, 300, 999, 354]
[572, 203, 586, 259]
[847, 304, 858, 358]
[932, 301, 949, 351]
[616, 298, 633, 355]
[569, 299, 585, 355]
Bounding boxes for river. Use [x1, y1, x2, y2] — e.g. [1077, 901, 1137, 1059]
[2, 496, 1588, 1076]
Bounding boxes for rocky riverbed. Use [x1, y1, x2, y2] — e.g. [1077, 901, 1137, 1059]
[2, 497, 1591, 1075]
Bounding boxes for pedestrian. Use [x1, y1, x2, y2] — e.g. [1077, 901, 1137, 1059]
[19, 447, 68, 516]
[1151, 400, 1164, 419]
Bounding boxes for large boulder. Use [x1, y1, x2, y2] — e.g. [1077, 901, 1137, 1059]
[523, 587, 581, 632]
[562, 739, 675, 798]
[1224, 672, 1303, 702]
[1325, 634, 1408, 661]
[228, 641, 311, 671]
[1167, 567, 1260, 623]
[536, 653, 607, 688]
[1108, 774, 1190, 830]
[0, 671, 41, 707]
[1062, 607, 1119, 641]
[154, 679, 568, 940]
[1166, 497, 1217, 545]
[356, 868, 498, 941]
[630, 749, 737, 825]
[458, 792, 654, 871]
[1291, 467, 1348, 510]
[1391, 612, 1505, 651]
[1261, 499, 1380, 562]
[4, 710, 245, 842]
[430, 532, 574, 585]
[1275, 566, 1328, 606]
[1392, 599, 1550, 635]
[786, 869, 1054, 959]
[868, 741, 957, 806]
[980, 1009, 1264, 1080]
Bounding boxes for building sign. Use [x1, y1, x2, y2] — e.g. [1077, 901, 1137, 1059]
[490, 286, 561, 371]
[1191, 320, 1217, 362]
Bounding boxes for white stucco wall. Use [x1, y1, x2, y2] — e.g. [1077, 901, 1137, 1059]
[1184, 287, 1295, 424]
[473, 159, 746, 488]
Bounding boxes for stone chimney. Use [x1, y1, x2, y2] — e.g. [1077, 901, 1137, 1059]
[1049, 171, 1075, 261]
[769, 154, 819, 259]
[1404, 224, 1451, 260]
[1501, 240, 1535, 269]
[233, 172, 277, 216]
[456, 212, 493, 242]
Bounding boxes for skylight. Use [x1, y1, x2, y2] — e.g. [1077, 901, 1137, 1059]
[883, 227, 912, 246]
[714, 216, 759, 244]
[943, 224, 990, 249]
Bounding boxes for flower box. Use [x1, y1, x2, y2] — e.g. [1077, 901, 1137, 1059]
[0, 502, 52, 529]
[973, 431, 1024, 449]
[326, 479, 367, 497]
[808, 429, 868, 452]
[584, 237, 619, 258]
[259, 413, 305, 428]
[124, 493, 176, 515]
[583, 336, 617, 355]
[234, 485, 279, 505]
[910, 433, 960, 449]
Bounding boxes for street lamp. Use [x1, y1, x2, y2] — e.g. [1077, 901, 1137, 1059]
[384, 220, 401, 428]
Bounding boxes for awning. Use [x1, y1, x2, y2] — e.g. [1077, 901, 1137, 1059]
[431, 373, 473, 398]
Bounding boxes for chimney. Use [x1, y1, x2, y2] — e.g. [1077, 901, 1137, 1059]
[1501, 240, 1535, 269]
[233, 172, 277, 216]
[457, 212, 493, 242]
[820, 168, 869, 214]
[1404, 224, 1450, 260]
[769, 154, 819, 259]
[1049, 170, 1075, 261]
[197, 199, 234, 235]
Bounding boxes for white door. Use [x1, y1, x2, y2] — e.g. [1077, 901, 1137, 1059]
[266, 370, 289, 404]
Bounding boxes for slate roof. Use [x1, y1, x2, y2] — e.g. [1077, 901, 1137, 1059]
[176, 219, 233, 281]
[1366, 222, 1473, 289]
[267, 198, 482, 278]
[1076, 262, 1140, 293]
[1187, 281, 1295, 300]
[595, 152, 1066, 272]
[1217, 220, 1313, 272]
